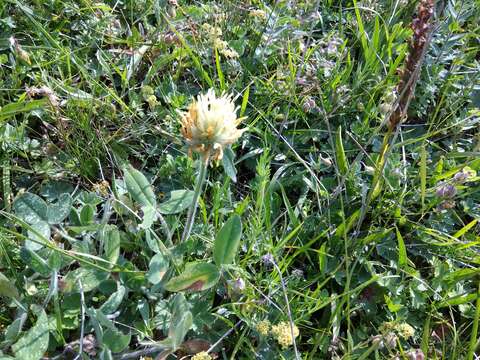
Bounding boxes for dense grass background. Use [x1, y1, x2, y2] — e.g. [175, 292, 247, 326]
[1, 0, 479, 359]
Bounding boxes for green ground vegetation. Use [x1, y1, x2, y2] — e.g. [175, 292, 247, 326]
[0, 0, 479, 359]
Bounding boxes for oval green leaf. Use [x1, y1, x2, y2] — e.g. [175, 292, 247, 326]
[213, 214, 242, 266]
[100, 285, 126, 314]
[123, 166, 156, 208]
[164, 262, 220, 292]
[158, 190, 194, 214]
[12, 309, 49, 360]
[103, 227, 120, 266]
[147, 253, 169, 285]
[26, 220, 50, 251]
[80, 204, 95, 225]
[222, 146, 237, 183]
[20, 248, 51, 277]
[13, 193, 48, 224]
[0, 272, 19, 300]
[61, 268, 109, 293]
[47, 193, 72, 224]
[103, 328, 131, 353]
[168, 293, 193, 350]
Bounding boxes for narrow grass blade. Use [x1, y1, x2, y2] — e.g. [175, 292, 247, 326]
[453, 219, 478, 239]
[215, 47, 225, 92]
[335, 126, 348, 176]
[240, 85, 250, 118]
[420, 143, 427, 212]
[395, 227, 408, 269]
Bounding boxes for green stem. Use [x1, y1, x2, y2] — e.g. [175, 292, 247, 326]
[421, 312, 431, 356]
[181, 154, 209, 243]
[467, 279, 480, 360]
[2, 156, 11, 211]
[357, 342, 380, 360]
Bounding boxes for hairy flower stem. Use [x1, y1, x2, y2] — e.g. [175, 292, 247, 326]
[181, 153, 209, 243]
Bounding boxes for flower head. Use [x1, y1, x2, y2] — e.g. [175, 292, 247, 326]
[379, 321, 395, 334]
[384, 332, 398, 349]
[179, 89, 247, 162]
[453, 167, 476, 183]
[255, 320, 271, 336]
[398, 323, 415, 339]
[371, 334, 384, 349]
[261, 253, 274, 266]
[407, 349, 425, 360]
[249, 9, 267, 19]
[271, 321, 299, 349]
[231, 277, 245, 293]
[435, 182, 457, 198]
[191, 351, 212, 360]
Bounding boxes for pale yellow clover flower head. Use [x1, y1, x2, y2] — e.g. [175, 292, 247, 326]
[179, 89, 247, 163]
[271, 321, 300, 349]
[255, 319, 271, 336]
[191, 351, 212, 360]
[397, 323, 415, 339]
[249, 9, 267, 19]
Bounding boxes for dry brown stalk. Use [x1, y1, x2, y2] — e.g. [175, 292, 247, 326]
[388, 0, 435, 130]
